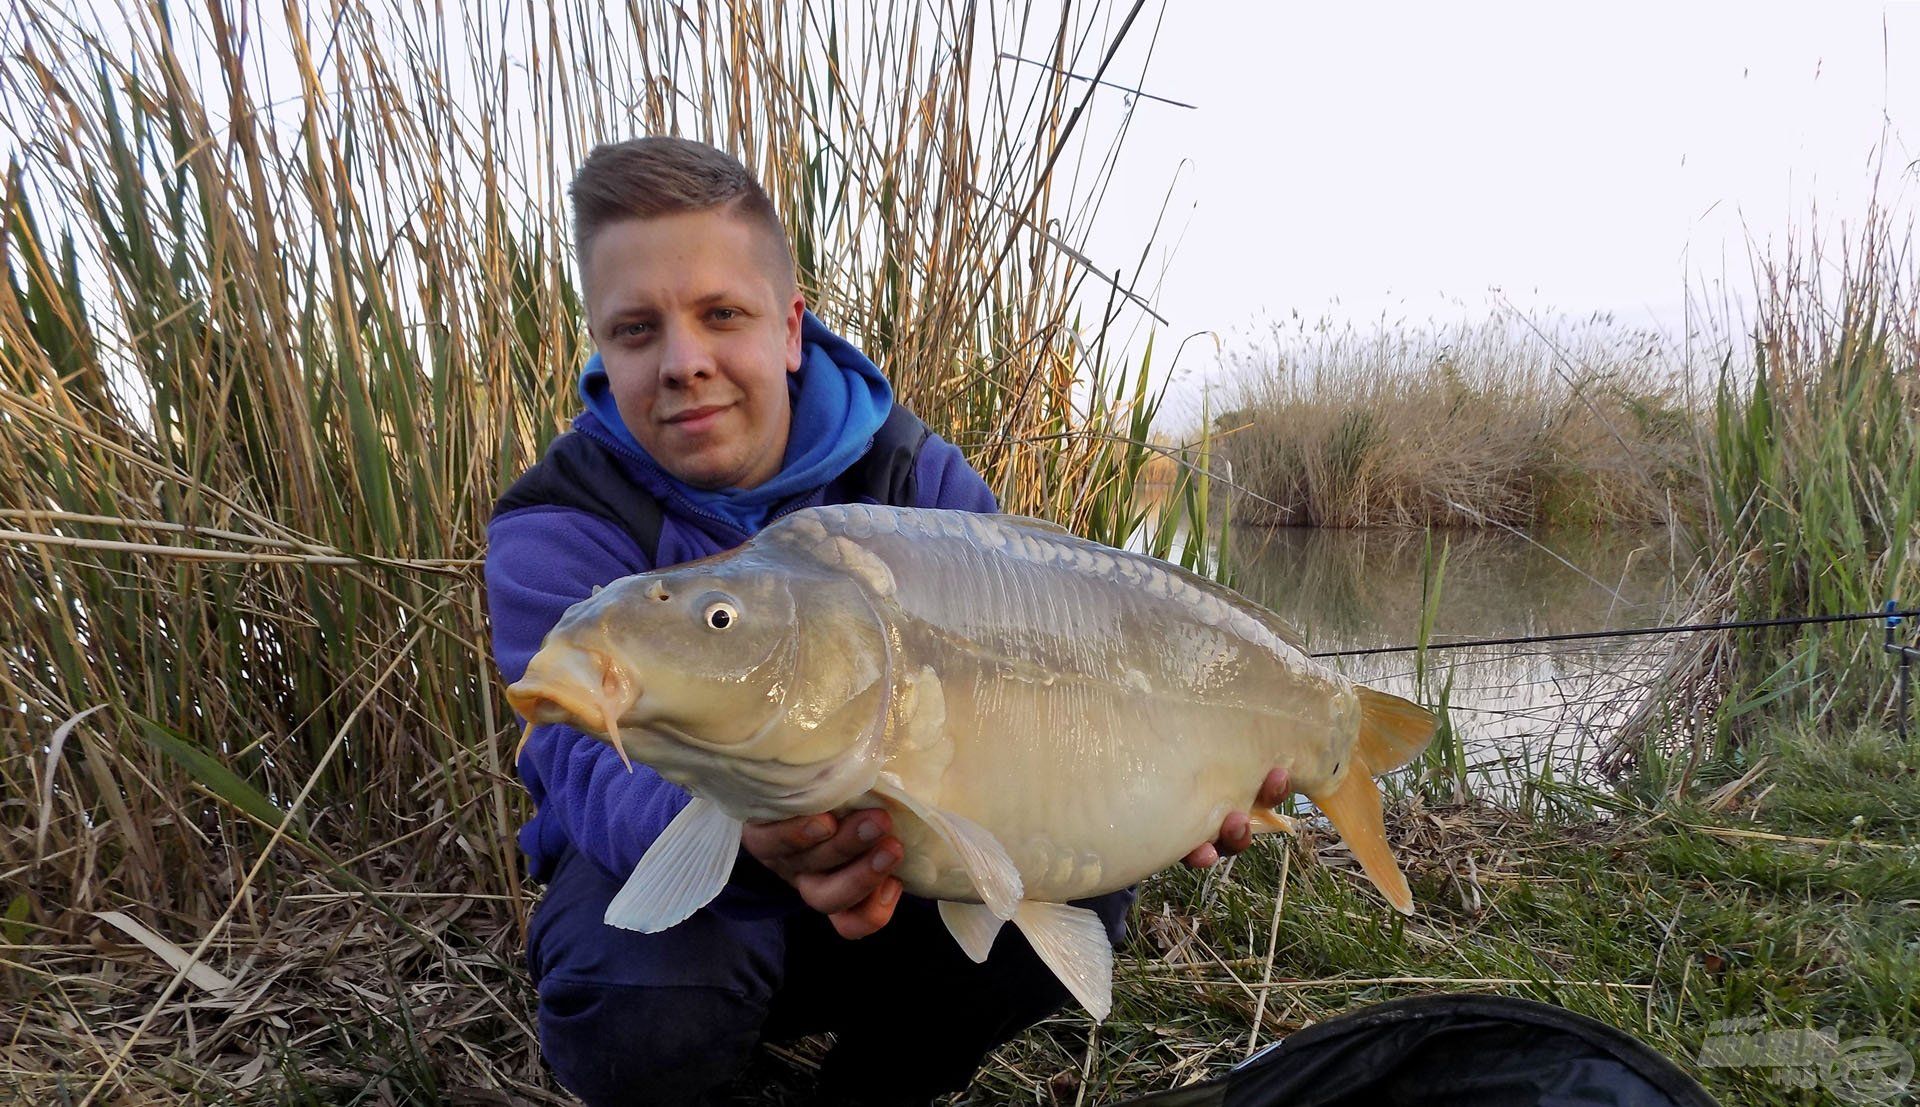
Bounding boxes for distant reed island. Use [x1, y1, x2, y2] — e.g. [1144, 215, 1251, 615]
[1203, 316, 1704, 530]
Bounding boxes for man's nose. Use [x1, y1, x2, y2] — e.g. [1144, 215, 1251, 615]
[657, 322, 716, 386]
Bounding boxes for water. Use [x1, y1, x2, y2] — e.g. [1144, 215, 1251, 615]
[1224, 525, 1697, 799]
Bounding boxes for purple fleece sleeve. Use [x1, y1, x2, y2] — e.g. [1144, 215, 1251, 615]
[487, 505, 800, 916]
[486, 507, 692, 879]
[914, 431, 1000, 513]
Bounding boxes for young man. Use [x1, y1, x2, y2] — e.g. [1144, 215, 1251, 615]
[486, 137, 1287, 1107]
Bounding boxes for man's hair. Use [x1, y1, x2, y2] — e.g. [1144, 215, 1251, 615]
[569, 136, 794, 288]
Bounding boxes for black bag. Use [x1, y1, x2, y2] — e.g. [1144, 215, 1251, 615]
[1117, 994, 1719, 1107]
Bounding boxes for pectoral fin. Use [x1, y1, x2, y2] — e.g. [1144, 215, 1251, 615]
[603, 796, 743, 933]
[871, 773, 1023, 920]
[1248, 809, 1300, 835]
[938, 900, 1006, 963]
[1012, 900, 1114, 1022]
[1307, 755, 1415, 915]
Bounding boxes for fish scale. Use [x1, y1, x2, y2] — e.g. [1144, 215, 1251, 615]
[506, 505, 1438, 1022]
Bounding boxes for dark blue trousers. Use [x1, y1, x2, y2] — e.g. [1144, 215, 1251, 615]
[527, 846, 1135, 1107]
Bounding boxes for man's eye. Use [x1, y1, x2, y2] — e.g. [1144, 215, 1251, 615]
[709, 308, 738, 322]
[616, 321, 652, 339]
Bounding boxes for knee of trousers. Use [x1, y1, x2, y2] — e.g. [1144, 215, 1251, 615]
[536, 977, 766, 1107]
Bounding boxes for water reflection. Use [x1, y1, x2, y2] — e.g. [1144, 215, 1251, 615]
[1227, 526, 1696, 795]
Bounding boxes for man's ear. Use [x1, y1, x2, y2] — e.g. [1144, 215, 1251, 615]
[784, 292, 806, 374]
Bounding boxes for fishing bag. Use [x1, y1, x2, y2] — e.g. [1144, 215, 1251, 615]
[1116, 994, 1719, 1107]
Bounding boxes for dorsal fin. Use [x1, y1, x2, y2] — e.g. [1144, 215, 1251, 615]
[988, 513, 1309, 651]
[992, 513, 1072, 536]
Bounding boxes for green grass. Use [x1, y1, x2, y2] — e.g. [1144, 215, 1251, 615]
[1704, 217, 1920, 727]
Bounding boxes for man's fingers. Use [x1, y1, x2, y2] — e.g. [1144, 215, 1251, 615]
[794, 839, 900, 916]
[742, 813, 838, 863]
[786, 809, 892, 875]
[1183, 843, 1220, 869]
[829, 877, 903, 940]
[1216, 810, 1253, 856]
[1257, 767, 1292, 808]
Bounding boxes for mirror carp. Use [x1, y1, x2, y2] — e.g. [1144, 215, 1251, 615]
[506, 504, 1437, 1021]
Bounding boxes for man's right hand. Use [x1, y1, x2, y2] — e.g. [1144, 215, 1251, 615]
[740, 809, 903, 940]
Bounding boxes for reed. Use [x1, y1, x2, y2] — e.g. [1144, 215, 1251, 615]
[1613, 212, 1919, 786]
[1704, 214, 1920, 723]
[0, 1, 1184, 1100]
[1215, 314, 1703, 528]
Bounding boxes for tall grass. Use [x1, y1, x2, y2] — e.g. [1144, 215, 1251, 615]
[1216, 315, 1702, 528]
[0, 2, 1184, 1100]
[1699, 215, 1919, 733]
[1603, 214, 1917, 792]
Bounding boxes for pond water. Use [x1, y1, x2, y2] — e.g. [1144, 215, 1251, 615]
[1222, 525, 1698, 799]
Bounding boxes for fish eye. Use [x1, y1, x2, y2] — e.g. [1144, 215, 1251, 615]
[702, 599, 739, 631]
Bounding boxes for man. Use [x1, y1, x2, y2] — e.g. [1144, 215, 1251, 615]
[486, 136, 1288, 1106]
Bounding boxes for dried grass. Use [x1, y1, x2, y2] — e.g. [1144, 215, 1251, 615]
[1215, 314, 1703, 528]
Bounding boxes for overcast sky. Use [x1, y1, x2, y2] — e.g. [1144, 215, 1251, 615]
[1062, 2, 1920, 417]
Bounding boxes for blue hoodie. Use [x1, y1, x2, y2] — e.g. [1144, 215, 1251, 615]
[485, 315, 997, 912]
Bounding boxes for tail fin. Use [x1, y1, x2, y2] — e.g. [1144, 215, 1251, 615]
[1355, 687, 1438, 773]
[1308, 753, 1415, 915]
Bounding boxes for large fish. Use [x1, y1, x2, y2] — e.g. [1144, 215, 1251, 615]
[505, 505, 1435, 1020]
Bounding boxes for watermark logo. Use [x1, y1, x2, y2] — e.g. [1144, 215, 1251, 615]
[1697, 1017, 1914, 1104]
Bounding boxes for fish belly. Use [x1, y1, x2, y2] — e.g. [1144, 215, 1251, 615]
[879, 653, 1342, 904]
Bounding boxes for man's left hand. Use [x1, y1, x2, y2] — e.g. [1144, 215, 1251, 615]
[1183, 767, 1290, 869]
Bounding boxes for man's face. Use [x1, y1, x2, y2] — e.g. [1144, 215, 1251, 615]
[582, 209, 805, 491]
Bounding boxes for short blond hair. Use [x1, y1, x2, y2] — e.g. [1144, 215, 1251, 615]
[569, 137, 794, 288]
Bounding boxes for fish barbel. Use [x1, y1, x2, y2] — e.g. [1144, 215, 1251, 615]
[505, 505, 1436, 1020]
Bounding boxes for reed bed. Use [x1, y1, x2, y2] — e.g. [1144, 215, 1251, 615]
[1609, 213, 1920, 784]
[0, 1, 1187, 1101]
[1704, 215, 1920, 720]
[1215, 315, 1703, 528]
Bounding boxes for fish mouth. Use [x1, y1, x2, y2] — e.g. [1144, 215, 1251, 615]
[506, 681, 611, 733]
[505, 645, 642, 755]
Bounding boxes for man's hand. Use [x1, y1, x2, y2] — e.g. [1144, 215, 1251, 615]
[741, 809, 903, 939]
[1183, 767, 1291, 869]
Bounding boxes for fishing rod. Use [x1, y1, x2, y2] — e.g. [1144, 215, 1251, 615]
[1309, 606, 1920, 659]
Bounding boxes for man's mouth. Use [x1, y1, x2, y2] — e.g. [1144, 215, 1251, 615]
[664, 403, 732, 432]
